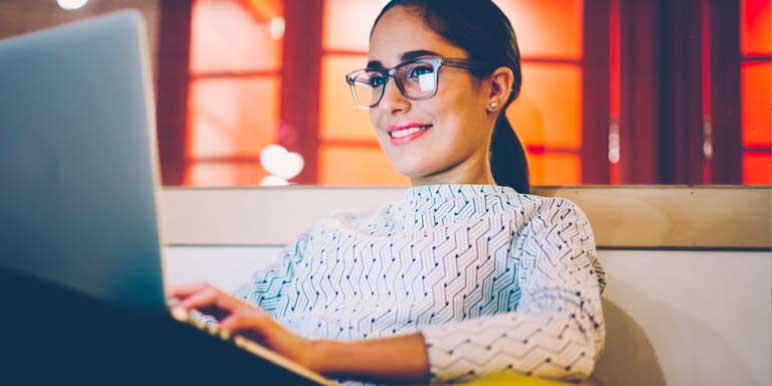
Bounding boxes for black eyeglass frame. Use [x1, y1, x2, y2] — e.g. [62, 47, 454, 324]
[344, 56, 490, 109]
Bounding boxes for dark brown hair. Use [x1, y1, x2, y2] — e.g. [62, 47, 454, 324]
[372, 0, 530, 193]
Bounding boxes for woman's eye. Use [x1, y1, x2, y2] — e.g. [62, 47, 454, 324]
[369, 76, 387, 87]
[409, 66, 434, 78]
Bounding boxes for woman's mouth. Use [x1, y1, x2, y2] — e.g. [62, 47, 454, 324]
[387, 124, 433, 146]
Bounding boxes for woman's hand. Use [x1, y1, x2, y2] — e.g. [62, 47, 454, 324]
[168, 283, 320, 371]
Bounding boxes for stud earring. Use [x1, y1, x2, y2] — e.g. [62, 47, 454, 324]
[488, 101, 499, 111]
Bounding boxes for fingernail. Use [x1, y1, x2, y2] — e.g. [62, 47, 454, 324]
[206, 323, 219, 335]
[170, 307, 188, 321]
[219, 329, 231, 340]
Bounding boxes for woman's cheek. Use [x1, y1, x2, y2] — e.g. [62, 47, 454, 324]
[369, 110, 382, 133]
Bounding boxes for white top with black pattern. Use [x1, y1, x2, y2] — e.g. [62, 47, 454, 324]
[236, 184, 606, 385]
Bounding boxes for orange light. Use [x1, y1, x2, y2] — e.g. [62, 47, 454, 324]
[185, 163, 269, 186]
[741, 63, 772, 147]
[506, 64, 583, 150]
[320, 55, 376, 142]
[186, 78, 280, 158]
[318, 146, 409, 185]
[322, 0, 383, 52]
[743, 152, 772, 184]
[741, 0, 772, 55]
[527, 153, 582, 186]
[495, 0, 584, 59]
[241, 0, 282, 22]
[190, 0, 282, 73]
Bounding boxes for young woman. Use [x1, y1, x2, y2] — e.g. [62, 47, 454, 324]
[170, 1, 606, 385]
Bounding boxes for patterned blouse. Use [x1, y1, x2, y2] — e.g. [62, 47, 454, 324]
[235, 184, 606, 385]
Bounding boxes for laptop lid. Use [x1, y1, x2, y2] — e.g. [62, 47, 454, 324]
[0, 10, 167, 312]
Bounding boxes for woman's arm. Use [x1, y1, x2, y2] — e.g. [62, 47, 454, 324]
[416, 199, 606, 384]
[311, 333, 430, 384]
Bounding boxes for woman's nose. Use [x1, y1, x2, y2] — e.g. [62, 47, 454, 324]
[378, 78, 410, 115]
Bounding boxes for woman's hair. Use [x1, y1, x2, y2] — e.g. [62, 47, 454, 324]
[372, 0, 530, 194]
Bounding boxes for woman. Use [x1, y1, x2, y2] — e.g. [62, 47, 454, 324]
[170, 1, 606, 384]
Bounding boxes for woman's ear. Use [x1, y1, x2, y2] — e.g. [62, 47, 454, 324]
[486, 66, 514, 113]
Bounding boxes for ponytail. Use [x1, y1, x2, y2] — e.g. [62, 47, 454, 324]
[490, 115, 529, 194]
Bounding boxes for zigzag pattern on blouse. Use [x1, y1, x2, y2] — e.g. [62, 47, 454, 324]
[235, 184, 605, 386]
[422, 199, 605, 384]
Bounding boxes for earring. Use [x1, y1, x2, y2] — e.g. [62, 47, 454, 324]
[488, 101, 499, 111]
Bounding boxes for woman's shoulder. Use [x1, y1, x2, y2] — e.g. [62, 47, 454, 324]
[508, 190, 586, 216]
[510, 192, 594, 232]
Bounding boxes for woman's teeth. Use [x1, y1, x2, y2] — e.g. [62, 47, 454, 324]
[389, 125, 432, 138]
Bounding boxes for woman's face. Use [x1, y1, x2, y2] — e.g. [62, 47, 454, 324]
[368, 6, 494, 181]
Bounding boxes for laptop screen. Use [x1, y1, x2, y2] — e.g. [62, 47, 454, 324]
[0, 10, 167, 312]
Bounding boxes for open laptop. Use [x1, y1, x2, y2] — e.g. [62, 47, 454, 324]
[0, 10, 335, 386]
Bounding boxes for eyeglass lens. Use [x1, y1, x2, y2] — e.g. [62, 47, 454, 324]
[350, 61, 438, 107]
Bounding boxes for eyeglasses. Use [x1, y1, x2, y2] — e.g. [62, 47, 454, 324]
[344, 57, 486, 109]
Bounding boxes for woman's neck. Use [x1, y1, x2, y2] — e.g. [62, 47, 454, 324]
[410, 151, 495, 187]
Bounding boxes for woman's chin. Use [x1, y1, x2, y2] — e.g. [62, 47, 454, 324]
[385, 151, 446, 179]
[393, 164, 438, 180]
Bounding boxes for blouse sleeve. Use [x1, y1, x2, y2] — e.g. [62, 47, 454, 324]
[233, 226, 316, 314]
[419, 198, 606, 384]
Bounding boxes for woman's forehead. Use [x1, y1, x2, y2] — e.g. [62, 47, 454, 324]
[368, 6, 467, 66]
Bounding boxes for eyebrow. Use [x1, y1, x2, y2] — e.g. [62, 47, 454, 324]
[366, 49, 443, 69]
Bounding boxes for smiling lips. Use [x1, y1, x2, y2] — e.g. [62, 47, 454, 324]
[386, 122, 433, 145]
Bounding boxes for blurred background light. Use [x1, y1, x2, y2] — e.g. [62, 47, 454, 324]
[260, 145, 304, 180]
[268, 17, 285, 39]
[260, 176, 289, 186]
[57, 0, 89, 11]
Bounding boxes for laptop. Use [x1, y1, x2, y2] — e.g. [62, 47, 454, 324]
[0, 10, 335, 386]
